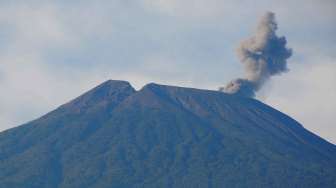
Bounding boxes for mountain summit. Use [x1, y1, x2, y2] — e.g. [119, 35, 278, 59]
[0, 80, 335, 188]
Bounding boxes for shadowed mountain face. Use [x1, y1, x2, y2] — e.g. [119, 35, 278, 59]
[0, 80, 335, 188]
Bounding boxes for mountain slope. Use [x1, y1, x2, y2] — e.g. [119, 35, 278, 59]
[0, 80, 335, 188]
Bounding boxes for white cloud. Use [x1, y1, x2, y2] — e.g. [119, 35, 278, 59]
[0, 0, 335, 144]
[264, 56, 336, 144]
[0, 1, 147, 130]
[141, 0, 236, 19]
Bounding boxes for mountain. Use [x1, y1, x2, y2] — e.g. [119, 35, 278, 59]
[0, 80, 335, 188]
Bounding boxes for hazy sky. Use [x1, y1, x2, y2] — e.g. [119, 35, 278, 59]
[0, 0, 335, 143]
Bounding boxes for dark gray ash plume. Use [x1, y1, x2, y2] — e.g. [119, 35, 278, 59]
[220, 12, 292, 97]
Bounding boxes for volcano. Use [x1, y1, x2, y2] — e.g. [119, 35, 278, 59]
[0, 80, 335, 188]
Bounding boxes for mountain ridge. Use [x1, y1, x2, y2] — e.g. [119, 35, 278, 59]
[0, 80, 335, 188]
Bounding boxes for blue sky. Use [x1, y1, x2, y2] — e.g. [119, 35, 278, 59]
[0, 0, 335, 143]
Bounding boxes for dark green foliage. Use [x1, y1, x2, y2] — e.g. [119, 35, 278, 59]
[0, 80, 335, 188]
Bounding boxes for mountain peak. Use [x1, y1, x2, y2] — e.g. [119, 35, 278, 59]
[92, 79, 134, 93]
[59, 79, 135, 114]
[140, 82, 166, 92]
[98, 79, 132, 88]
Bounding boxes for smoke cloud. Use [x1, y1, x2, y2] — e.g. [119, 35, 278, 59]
[221, 12, 292, 97]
